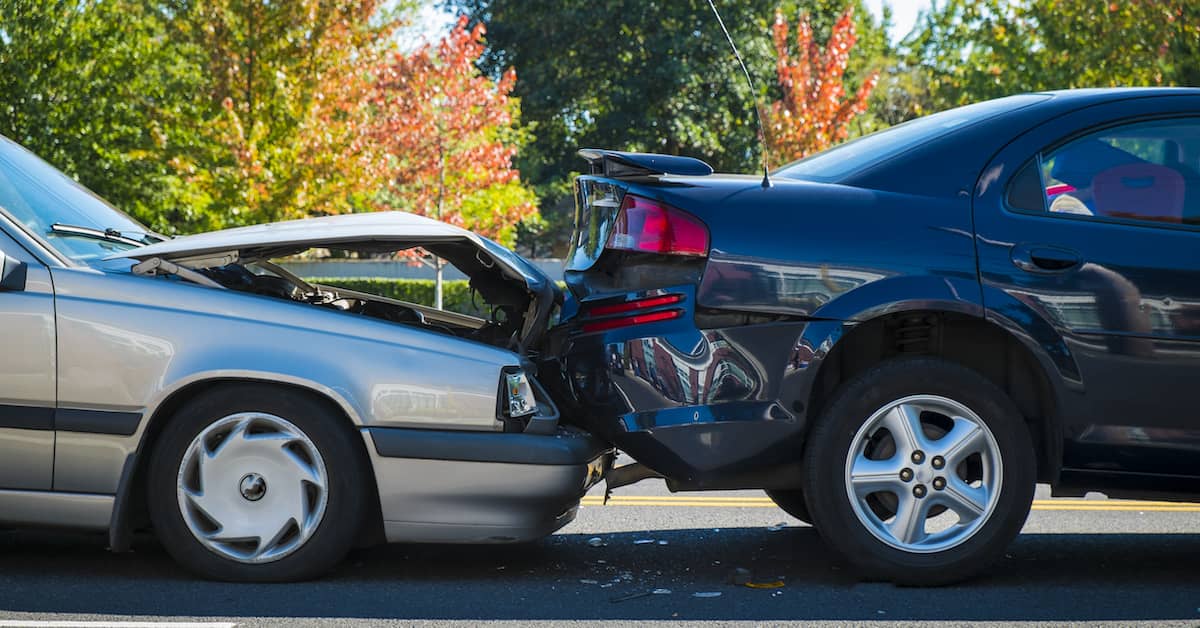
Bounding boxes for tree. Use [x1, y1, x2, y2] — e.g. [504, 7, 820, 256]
[766, 6, 879, 162]
[160, 0, 405, 230]
[908, 0, 1200, 112]
[0, 0, 210, 233]
[370, 16, 536, 245]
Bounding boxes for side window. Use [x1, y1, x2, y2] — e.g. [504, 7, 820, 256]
[1035, 118, 1200, 226]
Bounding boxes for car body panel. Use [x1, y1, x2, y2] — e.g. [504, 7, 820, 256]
[364, 427, 608, 543]
[973, 94, 1200, 479]
[0, 227, 56, 490]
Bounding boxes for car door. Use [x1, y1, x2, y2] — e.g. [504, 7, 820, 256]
[974, 95, 1200, 479]
[0, 221, 55, 490]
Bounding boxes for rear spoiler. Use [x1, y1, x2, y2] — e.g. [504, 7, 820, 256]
[578, 149, 714, 178]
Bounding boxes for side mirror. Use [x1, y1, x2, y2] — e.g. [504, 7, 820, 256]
[0, 252, 27, 291]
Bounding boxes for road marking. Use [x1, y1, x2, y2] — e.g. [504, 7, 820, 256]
[581, 496, 1200, 512]
[0, 623, 236, 628]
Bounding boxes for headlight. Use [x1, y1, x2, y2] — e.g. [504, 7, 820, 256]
[505, 370, 537, 418]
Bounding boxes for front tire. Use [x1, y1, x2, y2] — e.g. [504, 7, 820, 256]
[147, 384, 369, 581]
[802, 357, 1035, 585]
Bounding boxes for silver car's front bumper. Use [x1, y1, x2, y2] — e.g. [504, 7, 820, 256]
[362, 426, 611, 544]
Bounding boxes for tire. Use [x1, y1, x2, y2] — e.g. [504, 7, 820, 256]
[802, 356, 1035, 586]
[765, 489, 812, 525]
[147, 384, 369, 582]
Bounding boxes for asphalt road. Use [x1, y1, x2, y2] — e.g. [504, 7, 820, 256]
[2, 478, 1200, 628]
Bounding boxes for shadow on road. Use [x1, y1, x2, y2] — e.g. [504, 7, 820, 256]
[1, 526, 1198, 622]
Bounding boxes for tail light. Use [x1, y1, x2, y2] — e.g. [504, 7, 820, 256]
[580, 293, 684, 333]
[607, 195, 708, 257]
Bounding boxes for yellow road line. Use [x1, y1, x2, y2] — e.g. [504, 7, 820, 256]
[580, 496, 1200, 512]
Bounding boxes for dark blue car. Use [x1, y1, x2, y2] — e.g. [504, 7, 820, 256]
[544, 88, 1200, 585]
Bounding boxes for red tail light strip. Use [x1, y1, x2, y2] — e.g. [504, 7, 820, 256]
[580, 309, 682, 333]
[584, 293, 684, 317]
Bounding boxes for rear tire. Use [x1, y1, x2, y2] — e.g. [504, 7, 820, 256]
[147, 384, 368, 581]
[802, 357, 1035, 586]
[765, 489, 812, 525]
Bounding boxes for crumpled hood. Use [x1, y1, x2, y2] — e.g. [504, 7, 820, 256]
[107, 211, 560, 352]
[106, 211, 551, 294]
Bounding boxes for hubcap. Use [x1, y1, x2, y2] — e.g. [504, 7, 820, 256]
[843, 394, 1003, 553]
[176, 413, 328, 564]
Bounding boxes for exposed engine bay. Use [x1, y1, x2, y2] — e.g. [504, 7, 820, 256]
[131, 238, 555, 354]
[202, 260, 524, 349]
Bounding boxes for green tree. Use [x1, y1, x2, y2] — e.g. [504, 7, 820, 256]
[0, 0, 210, 233]
[908, 0, 1200, 112]
[160, 0, 409, 230]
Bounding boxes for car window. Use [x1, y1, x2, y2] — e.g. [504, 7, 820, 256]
[774, 94, 1050, 182]
[1034, 118, 1200, 226]
[0, 136, 154, 265]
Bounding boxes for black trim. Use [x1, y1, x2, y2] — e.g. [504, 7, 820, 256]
[55, 408, 143, 436]
[367, 426, 611, 466]
[0, 404, 54, 430]
[0, 404, 145, 436]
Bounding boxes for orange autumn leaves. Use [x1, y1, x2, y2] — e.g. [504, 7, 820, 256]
[205, 8, 533, 245]
[370, 17, 535, 245]
[766, 7, 879, 162]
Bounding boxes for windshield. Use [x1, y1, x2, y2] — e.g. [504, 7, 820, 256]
[0, 136, 153, 265]
[774, 94, 1051, 182]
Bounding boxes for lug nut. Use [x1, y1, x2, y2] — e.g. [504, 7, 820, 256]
[899, 468, 914, 482]
[931, 455, 945, 470]
[913, 484, 927, 498]
[932, 477, 946, 491]
[911, 450, 925, 464]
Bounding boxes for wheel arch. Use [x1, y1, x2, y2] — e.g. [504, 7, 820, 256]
[805, 307, 1066, 484]
[109, 377, 385, 553]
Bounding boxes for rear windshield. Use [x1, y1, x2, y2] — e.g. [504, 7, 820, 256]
[774, 94, 1051, 182]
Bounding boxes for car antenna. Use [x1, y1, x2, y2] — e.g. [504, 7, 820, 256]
[706, 0, 771, 188]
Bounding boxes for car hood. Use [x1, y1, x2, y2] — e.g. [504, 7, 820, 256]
[107, 212, 559, 352]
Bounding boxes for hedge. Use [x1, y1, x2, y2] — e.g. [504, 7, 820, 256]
[307, 278, 489, 317]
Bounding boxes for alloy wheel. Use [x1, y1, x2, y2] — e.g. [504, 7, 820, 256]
[843, 394, 1003, 553]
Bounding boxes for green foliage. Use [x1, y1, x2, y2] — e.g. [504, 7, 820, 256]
[447, 0, 893, 255]
[907, 0, 1200, 112]
[308, 277, 488, 316]
[0, 0, 212, 233]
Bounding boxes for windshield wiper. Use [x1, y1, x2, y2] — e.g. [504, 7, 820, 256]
[49, 223, 151, 247]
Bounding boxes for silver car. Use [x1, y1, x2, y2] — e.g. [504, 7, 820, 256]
[0, 135, 610, 581]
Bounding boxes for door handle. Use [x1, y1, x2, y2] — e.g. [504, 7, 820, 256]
[1011, 244, 1081, 273]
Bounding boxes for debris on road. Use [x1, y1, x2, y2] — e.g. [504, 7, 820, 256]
[745, 580, 786, 589]
[652, 588, 672, 595]
[580, 579, 599, 585]
[693, 592, 723, 598]
[587, 537, 605, 547]
[634, 539, 656, 545]
[609, 591, 652, 603]
[767, 522, 788, 531]
[657, 540, 668, 545]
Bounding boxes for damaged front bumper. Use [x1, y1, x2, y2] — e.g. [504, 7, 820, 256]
[362, 425, 612, 544]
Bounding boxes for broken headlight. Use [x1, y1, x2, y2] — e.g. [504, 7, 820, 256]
[504, 370, 537, 418]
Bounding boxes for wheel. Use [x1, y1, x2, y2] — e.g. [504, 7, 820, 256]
[765, 489, 812, 525]
[802, 356, 1035, 586]
[147, 384, 369, 581]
